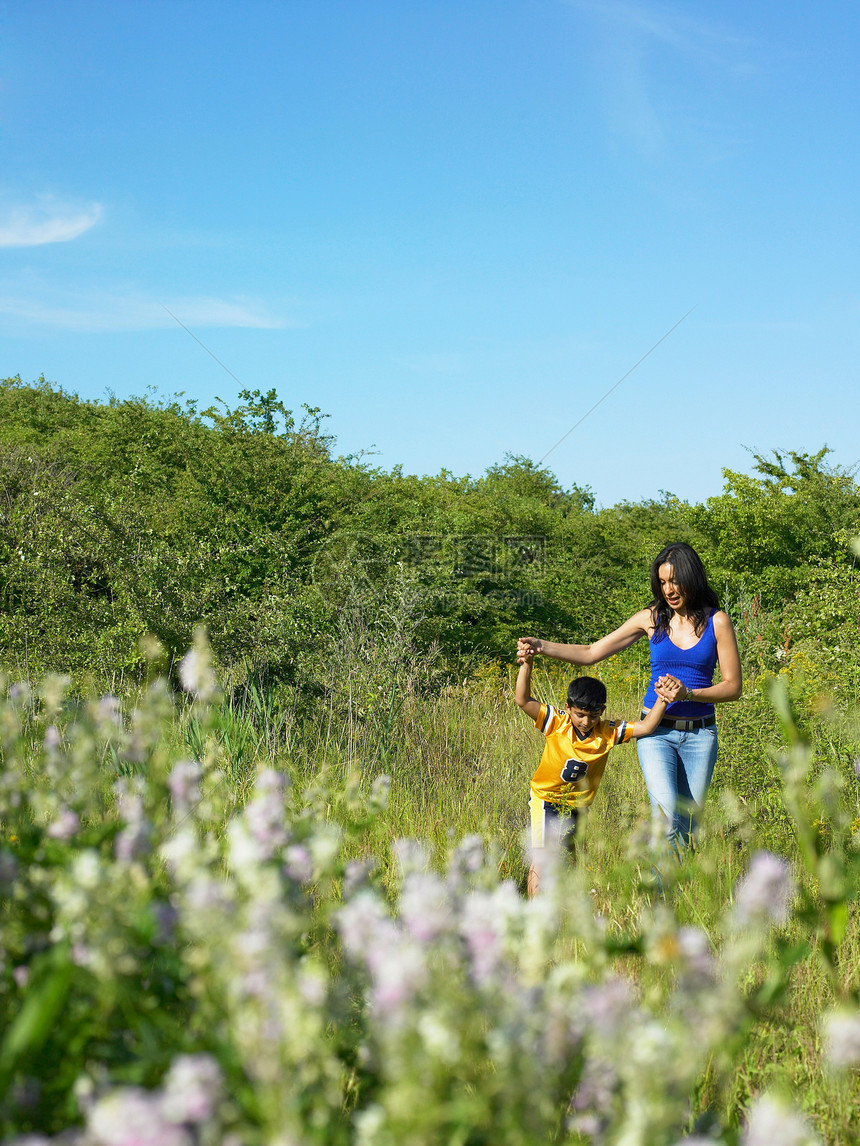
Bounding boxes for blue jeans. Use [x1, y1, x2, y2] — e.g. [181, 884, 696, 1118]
[636, 724, 718, 852]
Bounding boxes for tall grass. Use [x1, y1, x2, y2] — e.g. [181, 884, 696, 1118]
[3, 624, 860, 1143]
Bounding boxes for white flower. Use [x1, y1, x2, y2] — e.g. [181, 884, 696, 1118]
[161, 1054, 223, 1125]
[418, 1012, 461, 1064]
[337, 892, 397, 959]
[733, 851, 794, 927]
[308, 824, 342, 876]
[178, 639, 217, 702]
[823, 1009, 860, 1068]
[454, 834, 485, 875]
[369, 774, 390, 811]
[392, 838, 429, 877]
[741, 1094, 821, 1146]
[354, 1103, 387, 1146]
[95, 695, 124, 732]
[88, 1087, 192, 1146]
[669, 1138, 725, 1145]
[160, 828, 199, 882]
[73, 850, 102, 891]
[677, 926, 717, 984]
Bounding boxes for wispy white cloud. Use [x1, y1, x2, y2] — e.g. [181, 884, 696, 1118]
[573, 0, 748, 57]
[570, 1, 755, 161]
[0, 197, 103, 247]
[0, 289, 292, 332]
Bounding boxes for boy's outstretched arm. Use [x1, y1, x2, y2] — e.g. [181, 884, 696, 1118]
[515, 654, 542, 722]
[628, 694, 669, 739]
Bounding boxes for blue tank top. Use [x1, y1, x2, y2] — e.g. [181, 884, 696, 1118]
[642, 609, 718, 719]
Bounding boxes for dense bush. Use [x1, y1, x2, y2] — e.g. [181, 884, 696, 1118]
[4, 376, 857, 701]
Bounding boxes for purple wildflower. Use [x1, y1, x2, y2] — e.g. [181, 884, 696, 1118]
[47, 809, 80, 841]
[369, 774, 390, 810]
[284, 844, 313, 884]
[167, 760, 202, 817]
[242, 770, 288, 860]
[459, 882, 519, 985]
[582, 978, 636, 1039]
[343, 858, 375, 898]
[733, 852, 794, 927]
[95, 695, 124, 733]
[9, 682, 32, 707]
[400, 872, 452, 943]
[677, 927, 717, 984]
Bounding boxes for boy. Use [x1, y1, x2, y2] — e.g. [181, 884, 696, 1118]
[516, 646, 668, 896]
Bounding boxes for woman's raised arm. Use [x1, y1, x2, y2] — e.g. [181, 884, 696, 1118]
[518, 608, 651, 666]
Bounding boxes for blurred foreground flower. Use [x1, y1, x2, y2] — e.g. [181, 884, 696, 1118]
[733, 850, 794, 927]
[823, 1009, 860, 1069]
[741, 1094, 822, 1146]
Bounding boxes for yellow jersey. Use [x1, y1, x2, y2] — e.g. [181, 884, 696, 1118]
[530, 703, 634, 808]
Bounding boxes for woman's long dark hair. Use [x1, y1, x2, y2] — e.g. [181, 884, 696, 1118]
[649, 542, 719, 638]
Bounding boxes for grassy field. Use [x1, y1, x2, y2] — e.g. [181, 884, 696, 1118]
[212, 649, 860, 1144]
[2, 643, 860, 1144]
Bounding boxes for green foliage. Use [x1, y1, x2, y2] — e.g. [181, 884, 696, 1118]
[2, 377, 860, 713]
[688, 449, 860, 606]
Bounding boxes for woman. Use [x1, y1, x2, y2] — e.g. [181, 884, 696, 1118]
[518, 542, 741, 851]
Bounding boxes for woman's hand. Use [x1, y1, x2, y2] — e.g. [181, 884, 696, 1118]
[517, 637, 542, 664]
[655, 674, 687, 704]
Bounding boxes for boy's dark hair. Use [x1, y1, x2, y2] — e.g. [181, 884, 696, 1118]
[566, 676, 606, 712]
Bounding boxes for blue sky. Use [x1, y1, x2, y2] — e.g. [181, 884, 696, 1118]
[1, 0, 857, 506]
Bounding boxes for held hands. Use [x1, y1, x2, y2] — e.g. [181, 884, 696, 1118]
[517, 637, 542, 665]
[655, 674, 691, 704]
